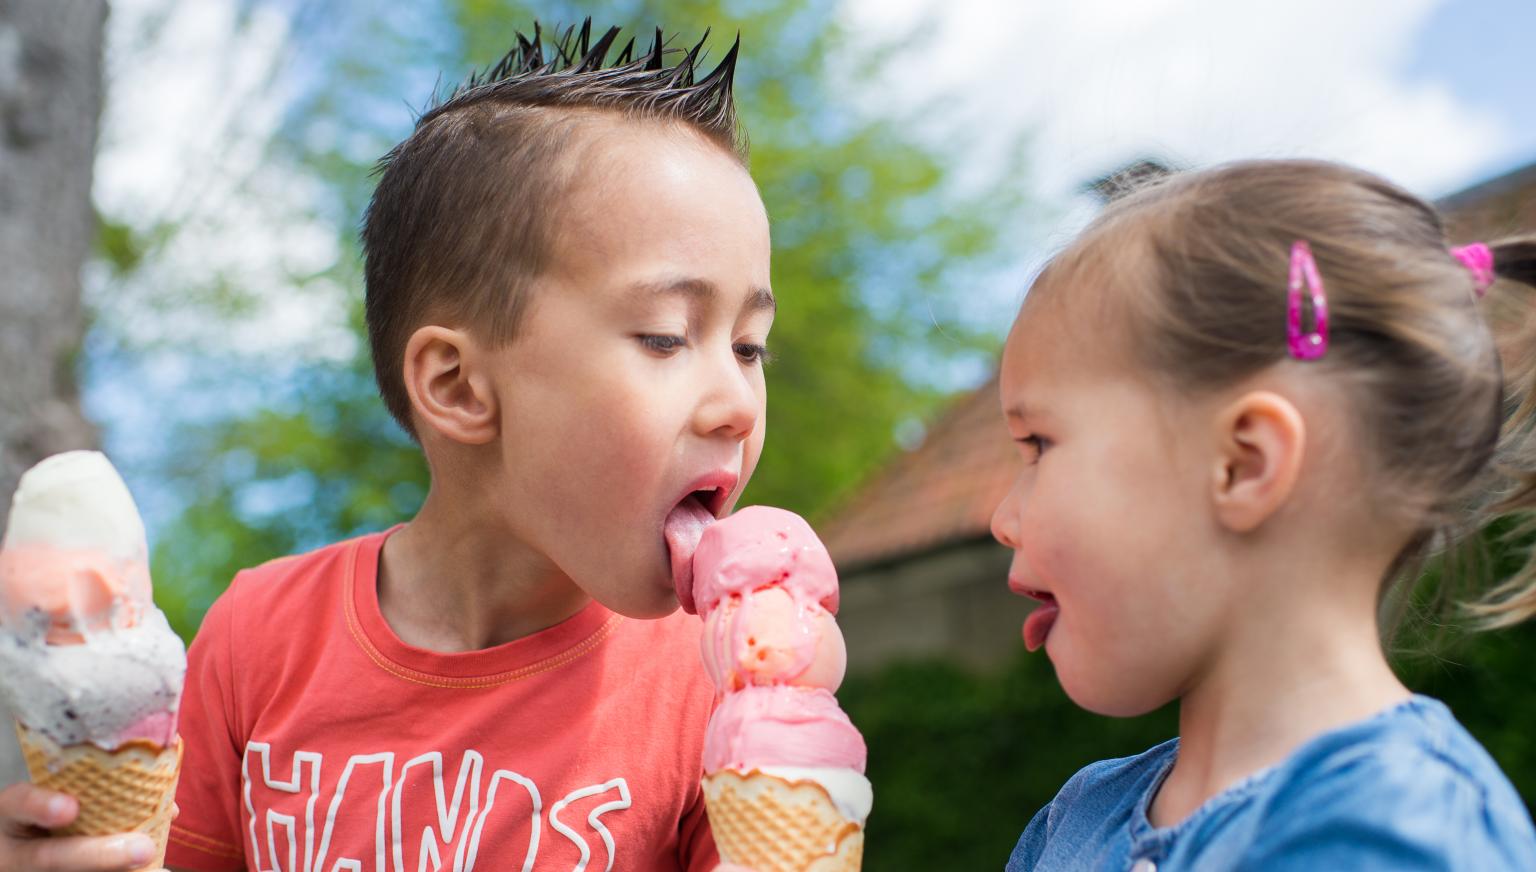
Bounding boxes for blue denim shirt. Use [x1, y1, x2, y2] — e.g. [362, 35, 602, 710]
[1007, 696, 1536, 871]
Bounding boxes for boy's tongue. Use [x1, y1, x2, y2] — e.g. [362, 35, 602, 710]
[665, 495, 715, 614]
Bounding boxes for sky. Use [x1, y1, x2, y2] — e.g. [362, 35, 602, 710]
[840, 0, 1536, 273]
[83, 0, 1536, 524]
[1407, 0, 1536, 181]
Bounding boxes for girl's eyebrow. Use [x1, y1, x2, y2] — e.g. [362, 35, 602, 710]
[626, 277, 776, 313]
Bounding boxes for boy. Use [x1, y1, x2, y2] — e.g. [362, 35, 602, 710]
[0, 22, 771, 872]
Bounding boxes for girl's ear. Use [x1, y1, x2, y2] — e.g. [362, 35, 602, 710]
[1210, 391, 1306, 533]
[401, 325, 498, 445]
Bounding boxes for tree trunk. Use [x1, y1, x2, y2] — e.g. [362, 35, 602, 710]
[0, 0, 107, 786]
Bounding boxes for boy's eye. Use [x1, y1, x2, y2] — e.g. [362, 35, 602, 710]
[735, 342, 773, 365]
[639, 335, 687, 354]
[1016, 435, 1050, 463]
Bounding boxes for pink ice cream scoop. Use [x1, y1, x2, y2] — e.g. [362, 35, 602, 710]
[689, 506, 839, 615]
[702, 685, 866, 773]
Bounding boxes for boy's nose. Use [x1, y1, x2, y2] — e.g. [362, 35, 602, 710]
[693, 358, 760, 442]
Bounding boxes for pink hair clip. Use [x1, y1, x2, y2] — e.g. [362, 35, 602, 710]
[1287, 240, 1328, 361]
[1451, 242, 1496, 296]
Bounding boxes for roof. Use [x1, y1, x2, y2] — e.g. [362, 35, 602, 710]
[821, 158, 1536, 571]
[1436, 157, 1536, 214]
[821, 373, 1015, 570]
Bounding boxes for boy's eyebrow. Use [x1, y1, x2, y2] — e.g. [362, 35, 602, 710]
[746, 287, 777, 313]
[628, 277, 777, 313]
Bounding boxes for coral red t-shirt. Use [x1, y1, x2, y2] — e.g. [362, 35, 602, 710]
[167, 529, 718, 872]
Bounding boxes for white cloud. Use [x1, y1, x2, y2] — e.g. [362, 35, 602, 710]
[846, 0, 1509, 201]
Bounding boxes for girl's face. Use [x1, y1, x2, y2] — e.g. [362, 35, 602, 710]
[990, 288, 1235, 717]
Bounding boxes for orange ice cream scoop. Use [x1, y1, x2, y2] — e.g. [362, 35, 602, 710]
[0, 546, 147, 643]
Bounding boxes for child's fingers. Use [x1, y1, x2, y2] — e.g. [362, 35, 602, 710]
[0, 784, 158, 870]
[6, 832, 156, 870]
[0, 783, 77, 830]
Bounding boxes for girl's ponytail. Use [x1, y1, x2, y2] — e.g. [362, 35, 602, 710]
[1493, 238, 1536, 286]
[1467, 235, 1536, 627]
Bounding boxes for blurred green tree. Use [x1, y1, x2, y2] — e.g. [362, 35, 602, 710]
[136, 0, 1028, 637]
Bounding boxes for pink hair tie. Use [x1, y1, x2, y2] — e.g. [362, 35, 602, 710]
[1452, 242, 1496, 296]
[1287, 240, 1328, 361]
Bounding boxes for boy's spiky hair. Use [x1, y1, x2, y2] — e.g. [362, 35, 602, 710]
[362, 20, 746, 439]
[412, 20, 742, 151]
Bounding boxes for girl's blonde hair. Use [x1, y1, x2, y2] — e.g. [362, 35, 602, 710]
[1044, 159, 1536, 630]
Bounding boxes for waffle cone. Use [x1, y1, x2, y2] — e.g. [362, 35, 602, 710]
[702, 769, 864, 872]
[15, 722, 181, 872]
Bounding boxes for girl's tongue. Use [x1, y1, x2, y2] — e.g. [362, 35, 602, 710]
[1023, 594, 1059, 652]
[664, 495, 715, 614]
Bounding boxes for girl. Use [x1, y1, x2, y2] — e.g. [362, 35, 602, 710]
[991, 159, 1536, 870]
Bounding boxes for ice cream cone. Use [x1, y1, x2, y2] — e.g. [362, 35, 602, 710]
[703, 769, 864, 872]
[15, 722, 181, 872]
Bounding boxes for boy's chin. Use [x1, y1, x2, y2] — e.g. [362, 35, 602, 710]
[602, 599, 682, 621]
[583, 582, 684, 621]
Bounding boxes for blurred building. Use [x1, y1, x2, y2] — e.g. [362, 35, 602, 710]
[824, 156, 1536, 675]
[823, 378, 1021, 672]
[1441, 161, 1536, 241]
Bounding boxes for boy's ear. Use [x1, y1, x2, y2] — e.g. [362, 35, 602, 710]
[402, 326, 498, 445]
[1209, 391, 1305, 533]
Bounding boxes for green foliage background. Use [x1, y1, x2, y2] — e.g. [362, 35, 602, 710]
[87, 1, 1536, 869]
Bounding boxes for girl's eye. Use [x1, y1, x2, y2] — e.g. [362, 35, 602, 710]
[640, 335, 687, 354]
[1016, 435, 1050, 463]
[735, 343, 773, 365]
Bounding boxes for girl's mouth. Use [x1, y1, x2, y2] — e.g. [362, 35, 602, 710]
[1020, 589, 1058, 652]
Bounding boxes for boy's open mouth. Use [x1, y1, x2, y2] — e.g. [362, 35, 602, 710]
[665, 483, 732, 614]
[1020, 589, 1059, 652]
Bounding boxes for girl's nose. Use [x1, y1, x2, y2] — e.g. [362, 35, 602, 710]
[991, 481, 1022, 549]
